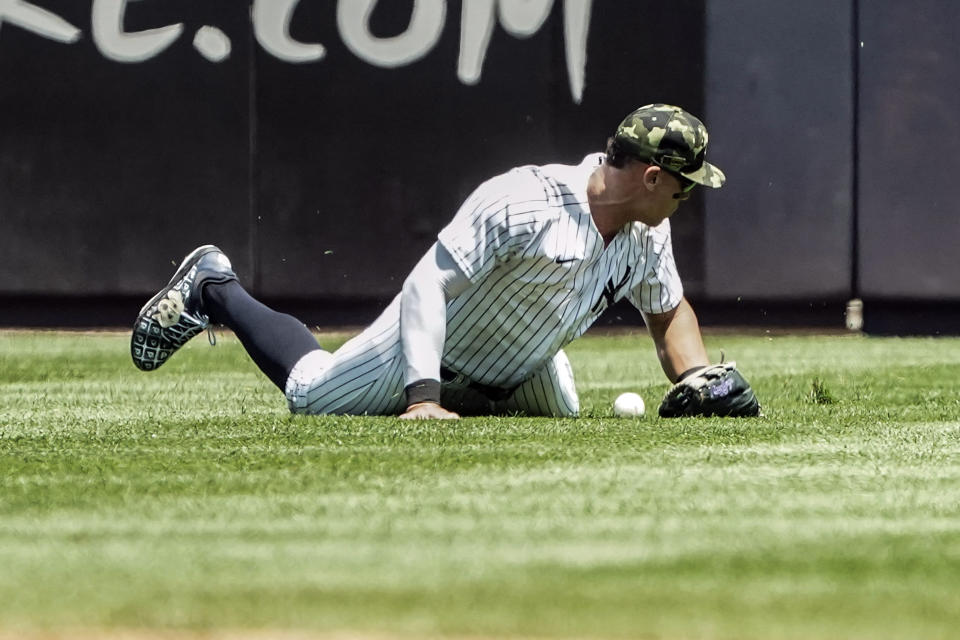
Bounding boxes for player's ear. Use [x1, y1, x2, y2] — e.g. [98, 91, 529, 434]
[643, 165, 661, 191]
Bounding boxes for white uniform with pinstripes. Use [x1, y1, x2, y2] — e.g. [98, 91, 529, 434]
[285, 153, 683, 416]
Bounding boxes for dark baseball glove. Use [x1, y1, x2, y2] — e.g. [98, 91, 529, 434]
[659, 362, 760, 417]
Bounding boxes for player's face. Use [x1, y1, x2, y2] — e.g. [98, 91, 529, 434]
[635, 164, 690, 225]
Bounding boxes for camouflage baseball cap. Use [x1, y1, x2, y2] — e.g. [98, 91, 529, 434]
[614, 103, 725, 188]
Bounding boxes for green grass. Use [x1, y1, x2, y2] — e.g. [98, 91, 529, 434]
[1, 328, 959, 639]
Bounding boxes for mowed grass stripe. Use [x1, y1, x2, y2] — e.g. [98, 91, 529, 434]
[2, 330, 960, 638]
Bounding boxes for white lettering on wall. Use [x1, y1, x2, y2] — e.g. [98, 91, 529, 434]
[252, 0, 325, 63]
[0, 0, 594, 102]
[92, 0, 183, 62]
[193, 25, 231, 63]
[458, 0, 553, 85]
[459, 0, 592, 102]
[562, 0, 592, 102]
[0, 0, 80, 43]
[338, 0, 446, 68]
[498, 0, 554, 35]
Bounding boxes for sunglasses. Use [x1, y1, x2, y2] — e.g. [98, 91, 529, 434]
[668, 170, 697, 195]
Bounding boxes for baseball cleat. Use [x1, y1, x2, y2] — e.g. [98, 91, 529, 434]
[131, 245, 237, 371]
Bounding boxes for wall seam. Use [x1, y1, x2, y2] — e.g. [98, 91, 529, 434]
[850, 0, 860, 299]
[248, 21, 260, 294]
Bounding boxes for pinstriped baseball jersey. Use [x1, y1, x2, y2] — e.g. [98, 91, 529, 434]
[438, 153, 683, 390]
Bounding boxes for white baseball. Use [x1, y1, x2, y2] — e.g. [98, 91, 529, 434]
[613, 392, 645, 417]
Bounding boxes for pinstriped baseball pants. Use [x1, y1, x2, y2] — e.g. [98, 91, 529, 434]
[284, 296, 579, 417]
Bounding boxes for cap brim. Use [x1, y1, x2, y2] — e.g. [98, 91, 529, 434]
[681, 161, 725, 188]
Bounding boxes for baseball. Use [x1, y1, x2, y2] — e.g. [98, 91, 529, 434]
[613, 392, 645, 417]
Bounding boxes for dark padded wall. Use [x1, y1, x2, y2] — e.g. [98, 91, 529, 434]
[0, 0, 251, 295]
[0, 1, 707, 309]
[12, 1, 956, 328]
[703, 0, 854, 300]
[252, 1, 706, 299]
[857, 0, 960, 299]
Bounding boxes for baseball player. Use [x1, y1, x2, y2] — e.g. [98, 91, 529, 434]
[132, 104, 759, 419]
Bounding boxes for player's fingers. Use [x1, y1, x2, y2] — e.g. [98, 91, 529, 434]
[398, 405, 460, 420]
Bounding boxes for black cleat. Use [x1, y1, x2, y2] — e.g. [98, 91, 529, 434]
[131, 245, 236, 371]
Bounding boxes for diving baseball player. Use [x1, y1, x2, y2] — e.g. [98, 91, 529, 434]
[131, 104, 759, 419]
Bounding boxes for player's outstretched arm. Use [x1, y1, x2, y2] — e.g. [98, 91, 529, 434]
[642, 297, 709, 383]
[399, 242, 473, 419]
[645, 298, 761, 417]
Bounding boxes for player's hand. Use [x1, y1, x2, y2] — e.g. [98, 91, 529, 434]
[658, 362, 760, 417]
[399, 401, 460, 420]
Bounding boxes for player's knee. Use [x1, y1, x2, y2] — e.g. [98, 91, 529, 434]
[554, 380, 580, 417]
[518, 350, 580, 417]
[284, 349, 333, 413]
[552, 349, 579, 416]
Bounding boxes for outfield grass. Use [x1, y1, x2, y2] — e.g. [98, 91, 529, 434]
[1, 329, 959, 639]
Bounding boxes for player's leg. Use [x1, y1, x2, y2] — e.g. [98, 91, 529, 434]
[131, 245, 322, 391]
[496, 349, 580, 417]
[203, 280, 321, 390]
[285, 295, 407, 415]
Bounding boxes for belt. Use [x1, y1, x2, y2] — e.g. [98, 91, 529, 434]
[440, 366, 517, 402]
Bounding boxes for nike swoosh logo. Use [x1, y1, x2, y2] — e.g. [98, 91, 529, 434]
[555, 258, 577, 264]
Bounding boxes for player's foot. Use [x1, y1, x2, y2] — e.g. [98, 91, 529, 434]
[131, 245, 237, 371]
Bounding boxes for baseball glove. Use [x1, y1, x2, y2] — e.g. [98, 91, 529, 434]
[658, 362, 760, 418]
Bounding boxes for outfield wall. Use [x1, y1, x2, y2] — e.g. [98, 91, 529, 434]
[1, 1, 957, 330]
